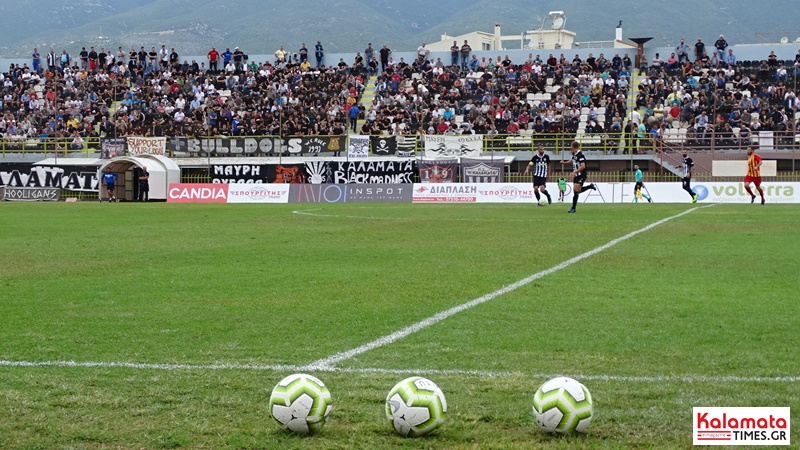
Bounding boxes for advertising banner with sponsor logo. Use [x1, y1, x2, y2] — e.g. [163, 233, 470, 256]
[227, 184, 290, 203]
[3, 186, 61, 202]
[412, 183, 537, 203]
[693, 407, 790, 446]
[289, 184, 412, 203]
[424, 134, 483, 157]
[516, 182, 800, 204]
[419, 159, 458, 183]
[127, 136, 166, 155]
[0, 164, 99, 192]
[168, 183, 229, 203]
[460, 158, 505, 183]
[348, 136, 370, 159]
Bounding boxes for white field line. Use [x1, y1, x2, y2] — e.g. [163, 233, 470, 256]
[304, 205, 716, 370]
[1, 359, 797, 383]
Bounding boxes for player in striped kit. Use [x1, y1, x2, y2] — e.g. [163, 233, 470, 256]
[560, 141, 597, 213]
[523, 144, 553, 205]
[744, 145, 765, 204]
[678, 149, 698, 203]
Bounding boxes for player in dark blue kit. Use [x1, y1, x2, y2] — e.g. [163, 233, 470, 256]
[560, 141, 597, 213]
[523, 144, 553, 205]
[103, 170, 118, 202]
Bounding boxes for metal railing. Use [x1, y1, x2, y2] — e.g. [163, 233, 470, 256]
[0, 138, 102, 158]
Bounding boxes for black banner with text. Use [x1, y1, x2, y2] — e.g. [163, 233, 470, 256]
[0, 164, 100, 191]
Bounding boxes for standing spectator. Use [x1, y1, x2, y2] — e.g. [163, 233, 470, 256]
[159, 45, 169, 69]
[88, 46, 98, 71]
[233, 47, 245, 71]
[460, 40, 472, 70]
[46, 49, 57, 73]
[314, 41, 325, 68]
[137, 167, 150, 202]
[32, 48, 41, 74]
[714, 35, 728, 62]
[207, 47, 220, 72]
[349, 104, 360, 132]
[222, 48, 233, 67]
[417, 42, 430, 63]
[379, 44, 391, 72]
[79, 47, 89, 70]
[364, 43, 374, 65]
[450, 41, 459, 67]
[299, 42, 308, 62]
[147, 47, 158, 72]
[138, 47, 147, 68]
[170, 48, 179, 67]
[59, 49, 70, 71]
[675, 38, 689, 63]
[694, 38, 706, 61]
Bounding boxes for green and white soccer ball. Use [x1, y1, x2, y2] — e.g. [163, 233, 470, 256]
[538, 197, 548, 206]
[268, 373, 332, 434]
[532, 377, 593, 434]
[385, 376, 447, 437]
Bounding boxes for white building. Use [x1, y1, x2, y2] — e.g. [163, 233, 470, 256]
[428, 12, 636, 52]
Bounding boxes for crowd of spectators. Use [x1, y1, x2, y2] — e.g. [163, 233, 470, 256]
[637, 44, 800, 150]
[0, 38, 799, 152]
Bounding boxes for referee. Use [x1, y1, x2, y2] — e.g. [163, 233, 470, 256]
[523, 144, 552, 205]
[560, 141, 597, 213]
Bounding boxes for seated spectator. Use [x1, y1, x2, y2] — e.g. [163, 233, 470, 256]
[666, 53, 679, 69]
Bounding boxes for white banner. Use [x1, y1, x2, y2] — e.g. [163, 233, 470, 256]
[412, 182, 800, 204]
[413, 183, 542, 203]
[127, 136, 167, 155]
[227, 184, 290, 203]
[423, 134, 482, 157]
[348, 136, 369, 159]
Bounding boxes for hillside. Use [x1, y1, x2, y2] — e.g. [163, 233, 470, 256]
[1, 0, 798, 58]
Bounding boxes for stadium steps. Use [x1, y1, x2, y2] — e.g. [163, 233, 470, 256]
[352, 76, 375, 135]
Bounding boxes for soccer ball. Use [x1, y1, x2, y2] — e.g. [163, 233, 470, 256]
[385, 377, 447, 437]
[538, 197, 548, 206]
[268, 373, 333, 434]
[532, 377, 593, 434]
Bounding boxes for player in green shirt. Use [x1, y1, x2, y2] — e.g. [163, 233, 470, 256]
[557, 177, 567, 202]
[633, 164, 652, 203]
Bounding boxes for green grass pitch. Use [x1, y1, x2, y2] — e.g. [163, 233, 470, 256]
[0, 202, 798, 449]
